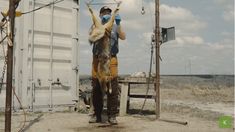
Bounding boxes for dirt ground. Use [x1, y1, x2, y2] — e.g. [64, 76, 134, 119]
[0, 75, 234, 132]
[0, 112, 234, 132]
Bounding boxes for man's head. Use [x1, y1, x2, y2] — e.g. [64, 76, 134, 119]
[99, 6, 112, 24]
[100, 6, 112, 16]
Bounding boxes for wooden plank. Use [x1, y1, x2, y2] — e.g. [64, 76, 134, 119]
[119, 83, 129, 116]
[118, 77, 156, 84]
[129, 94, 154, 99]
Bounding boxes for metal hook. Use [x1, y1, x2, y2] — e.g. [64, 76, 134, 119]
[87, 0, 94, 5]
[117, 1, 122, 7]
[141, 6, 145, 15]
[141, 0, 145, 15]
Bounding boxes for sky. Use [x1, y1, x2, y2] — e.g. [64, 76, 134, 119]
[79, 0, 234, 75]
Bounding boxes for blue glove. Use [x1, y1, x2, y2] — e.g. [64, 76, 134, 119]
[115, 14, 121, 25]
[102, 14, 111, 24]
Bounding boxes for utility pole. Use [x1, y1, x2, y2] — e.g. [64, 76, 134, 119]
[5, 0, 16, 131]
[155, 0, 160, 119]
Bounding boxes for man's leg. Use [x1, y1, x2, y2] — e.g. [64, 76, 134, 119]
[89, 56, 103, 123]
[107, 56, 119, 125]
[91, 78, 103, 122]
[107, 77, 119, 124]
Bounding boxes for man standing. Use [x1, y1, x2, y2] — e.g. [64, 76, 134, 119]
[89, 6, 126, 125]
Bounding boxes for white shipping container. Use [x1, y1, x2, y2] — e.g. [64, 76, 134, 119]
[0, 0, 80, 111]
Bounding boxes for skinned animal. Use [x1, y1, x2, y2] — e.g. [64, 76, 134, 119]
[87, 3, 120, 94]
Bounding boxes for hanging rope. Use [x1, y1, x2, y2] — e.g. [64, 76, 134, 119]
[86, 0, 121, 5]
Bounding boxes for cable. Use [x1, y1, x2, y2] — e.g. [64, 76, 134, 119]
[0, 35, 7, 45]
[139, 34, 155, 115]
[21, 0, 64, 15]
[0, 29, 7, 93]
[13, 87, 27, 132]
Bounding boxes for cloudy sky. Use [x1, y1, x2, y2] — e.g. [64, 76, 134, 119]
[79, 0, 234, 75]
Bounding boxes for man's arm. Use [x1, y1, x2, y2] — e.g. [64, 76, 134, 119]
[117, 25, 126, 40]
[115, 14, 126, 40]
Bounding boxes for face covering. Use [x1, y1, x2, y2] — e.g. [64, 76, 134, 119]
[101, 14, 111, 24]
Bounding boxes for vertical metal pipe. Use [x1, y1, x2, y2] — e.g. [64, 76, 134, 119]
[49, 0, 54, 109]
[75, 0, 80, 98]
[5, 0, 16, 131]
[77, 1, 80, 98]
[155, 0, 160, 119]
[72, 0, 80, 100]
[30, 0, 35, 111]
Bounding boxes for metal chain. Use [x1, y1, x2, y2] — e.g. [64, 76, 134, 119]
[0, 55, 7, 93]
[0, 25, 8, 93]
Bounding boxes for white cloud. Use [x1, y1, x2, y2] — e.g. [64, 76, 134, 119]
[214, 0, 234, 22]
[175, 36, 204, 45]
[159, 4, 207, 33]
[140, 32, 153, 43]
[223, 10, 234, 22]
[114, 0, 141, 16]
[79, 0, 233, 74]
[206, 38, 234, 51]
[122, 19, 145, 31]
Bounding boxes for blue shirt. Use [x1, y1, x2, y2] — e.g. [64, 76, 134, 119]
[92, 25, 119, 56]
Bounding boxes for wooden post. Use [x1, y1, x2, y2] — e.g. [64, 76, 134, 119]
[5, 0, 16, 131]
[119, 83, 129, 116]
[155, 0, 160, 119]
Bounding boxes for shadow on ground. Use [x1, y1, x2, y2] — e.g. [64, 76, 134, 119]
[74, 124, 126, 132]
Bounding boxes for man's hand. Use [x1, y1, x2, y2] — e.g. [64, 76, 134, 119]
[115, 14, 121, 25]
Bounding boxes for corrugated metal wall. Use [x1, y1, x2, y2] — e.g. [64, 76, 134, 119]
[0, 0, 80, 111]
[0, 0, 9, 110]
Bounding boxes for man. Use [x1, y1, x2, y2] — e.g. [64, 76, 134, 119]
[89, 6, 126, 125]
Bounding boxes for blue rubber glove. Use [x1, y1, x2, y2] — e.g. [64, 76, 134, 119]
[115, 14, 121, 25]
[102, 14, 111, 24]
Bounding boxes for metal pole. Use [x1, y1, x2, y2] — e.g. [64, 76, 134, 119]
[49, 0, 54, 109]
[5, 0, 16, 131]
[155, 0, 160, 119]
[30, 0, 35, 111]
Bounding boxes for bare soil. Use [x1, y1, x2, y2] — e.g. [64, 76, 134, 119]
[0, 75, 234, 132]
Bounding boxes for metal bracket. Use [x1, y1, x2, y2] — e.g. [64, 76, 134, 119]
[72, 66, 79, 73]
[72, 37, 79, 41]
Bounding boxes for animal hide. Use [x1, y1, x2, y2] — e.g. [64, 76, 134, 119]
[87, 3, 120, 95]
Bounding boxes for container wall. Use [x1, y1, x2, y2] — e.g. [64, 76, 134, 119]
[0, 0, 80, 111]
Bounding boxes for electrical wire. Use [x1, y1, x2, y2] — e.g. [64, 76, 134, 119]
[0, 0, 65, 130]
[0, 29, 7, 93]
[139, 37, 154, 114]
[0, 18, 26, 132]
[0, 35, 7, 45]
[21, 0, 64, 15]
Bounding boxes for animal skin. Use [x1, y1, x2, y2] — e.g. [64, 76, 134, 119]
[87, 3, 120, 95]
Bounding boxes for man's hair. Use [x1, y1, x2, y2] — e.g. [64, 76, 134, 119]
[100, 6, 112, 14]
